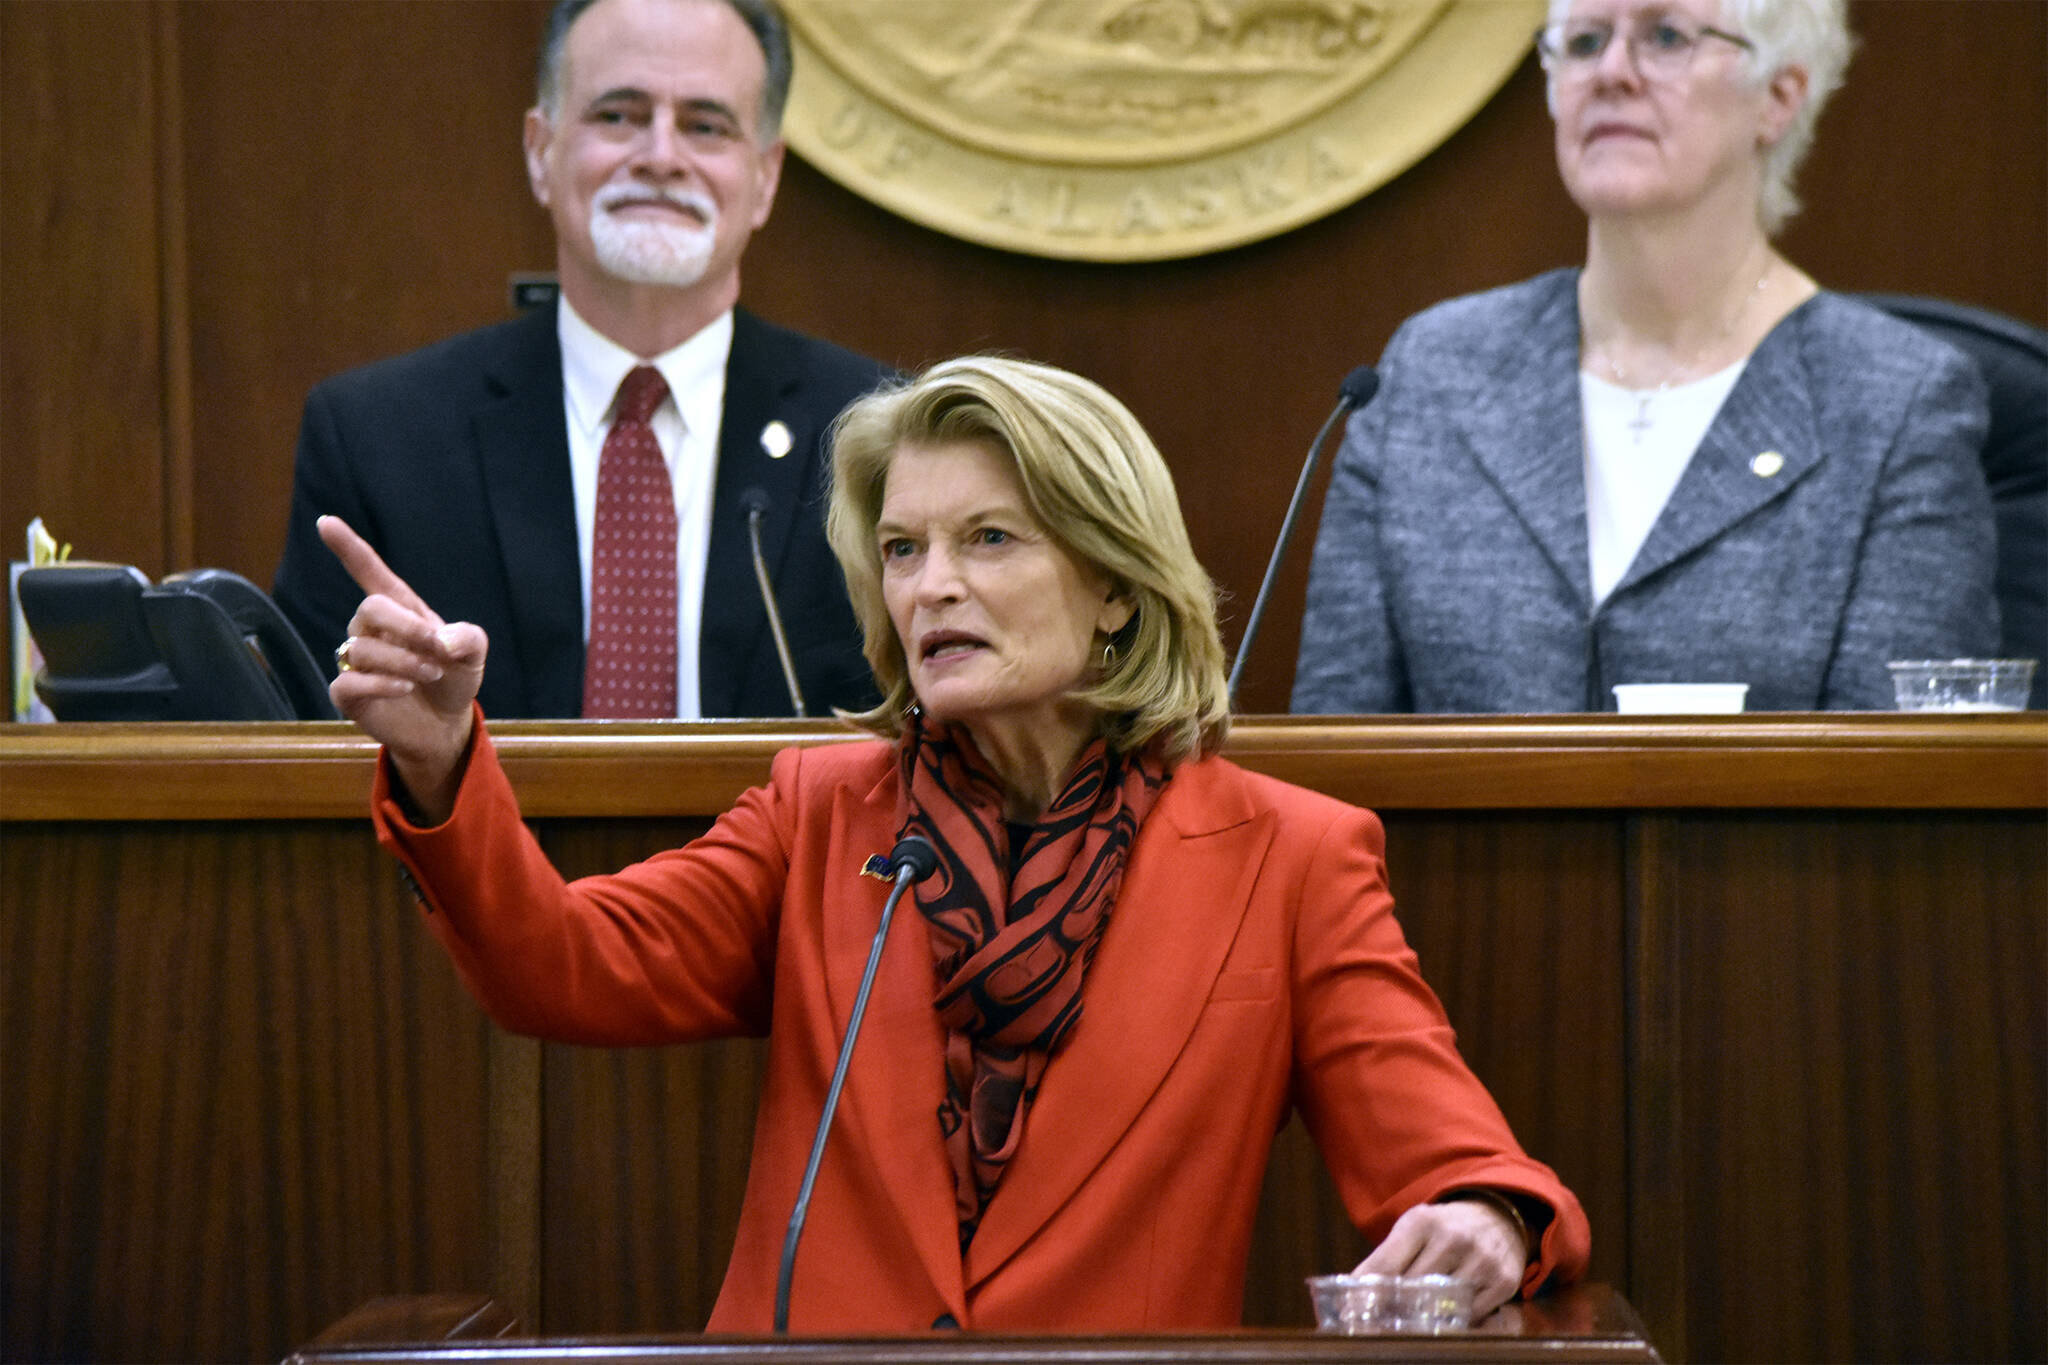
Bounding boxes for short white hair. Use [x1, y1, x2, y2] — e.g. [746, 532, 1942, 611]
[1545, 0, 1855, 234]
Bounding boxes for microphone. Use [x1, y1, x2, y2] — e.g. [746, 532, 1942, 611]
[773, 835, 940, 1333]
[1226, 366, 1380, 705]
[739, 487, 808, 717]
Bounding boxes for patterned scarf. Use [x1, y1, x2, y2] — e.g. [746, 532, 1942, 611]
[895, 713, 1168, 1252]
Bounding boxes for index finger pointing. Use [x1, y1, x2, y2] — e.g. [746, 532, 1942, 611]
[316, 515, 444, 627]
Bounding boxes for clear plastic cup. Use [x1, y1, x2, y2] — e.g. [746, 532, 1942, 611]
[1306, 1272, 1472, 1333]
[1306, 1274, 1358, 1332]
[1886, 659, 2036, 712]
[1346, 1274, 1405, 1331]
[1398, 1274, 1475, 1333]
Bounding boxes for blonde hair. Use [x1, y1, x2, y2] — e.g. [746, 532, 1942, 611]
[825, 356, 1229, 762]
[1545, 0, 1854, 235]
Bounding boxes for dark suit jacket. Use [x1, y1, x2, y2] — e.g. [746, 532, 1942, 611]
[375, 726, 1590, 1329]
[273, 305, 888, 719]
[1293, 271, 2000, 713]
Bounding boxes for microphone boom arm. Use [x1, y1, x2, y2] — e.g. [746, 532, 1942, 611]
[744, 500, 808, 718]
[772, 836, 938, 1332]
[1226, 366, 1378, 705]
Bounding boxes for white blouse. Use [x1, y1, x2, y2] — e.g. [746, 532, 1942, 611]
[1580, 359, 1747, 604]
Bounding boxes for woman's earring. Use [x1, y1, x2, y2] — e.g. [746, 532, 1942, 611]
[1101, 641, 1118, 671]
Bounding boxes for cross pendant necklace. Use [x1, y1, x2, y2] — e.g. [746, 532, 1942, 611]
[1595, 267, 1772, 443]
[1626, 389, 1659, 439]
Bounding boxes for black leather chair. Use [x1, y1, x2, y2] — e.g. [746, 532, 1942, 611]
[1861, 294, 2048, 709]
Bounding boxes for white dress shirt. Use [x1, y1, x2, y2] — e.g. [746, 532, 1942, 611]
[558, 297, 731, 719]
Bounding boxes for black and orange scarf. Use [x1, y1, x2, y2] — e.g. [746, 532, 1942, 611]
[894, 714, 1168, 1251]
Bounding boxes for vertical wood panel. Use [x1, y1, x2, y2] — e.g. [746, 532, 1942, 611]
[1658, 812, 2047, 1364]
[536, 819, 763, 1334]
[0, 823, 499, 1364]
[1622, 817, 1686, 1361]
[1785, 0, 2048, 319]
[0, 2, 170, 574]
[485, 1029, 544, 1331]
[172, 0, 555, 589]
[542, 1037, 769, 1333]
[1375, 817, 1630, 1292]
[155, 0, 197, 570]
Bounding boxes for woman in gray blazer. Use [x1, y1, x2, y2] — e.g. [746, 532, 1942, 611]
[1293, 0, 1997, 714]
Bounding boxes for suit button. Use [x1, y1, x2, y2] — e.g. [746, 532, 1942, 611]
[931, 1313, 960, 1330]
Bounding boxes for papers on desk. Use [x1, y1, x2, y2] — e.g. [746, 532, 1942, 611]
[11, 517, 66, 722]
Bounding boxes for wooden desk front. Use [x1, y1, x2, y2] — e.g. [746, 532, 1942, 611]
[3, 716, 2041, 1364]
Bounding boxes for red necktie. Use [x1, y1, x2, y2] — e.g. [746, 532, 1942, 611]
[582, 365, 676, 718]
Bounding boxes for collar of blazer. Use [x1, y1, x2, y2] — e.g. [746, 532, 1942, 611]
[822, 754, 1279, 1307]
[1450, 272, 1825, 613]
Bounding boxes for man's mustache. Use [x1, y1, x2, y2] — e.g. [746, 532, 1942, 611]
[594, 184, 718, 224]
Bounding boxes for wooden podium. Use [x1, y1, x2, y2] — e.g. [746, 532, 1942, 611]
[288, 1285, 1663, 1364]
[3, 714, 2041, 1364]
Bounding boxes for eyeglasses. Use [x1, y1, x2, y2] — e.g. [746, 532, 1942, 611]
[1536, 15, 1754, 81]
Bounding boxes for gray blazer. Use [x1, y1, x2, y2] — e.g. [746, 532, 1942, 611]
[1292, 270, 2000, 713]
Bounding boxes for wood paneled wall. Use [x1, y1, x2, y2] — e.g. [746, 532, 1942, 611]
[3, 1, 2044, 711]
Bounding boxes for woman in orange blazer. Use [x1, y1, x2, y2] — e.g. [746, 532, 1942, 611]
[321, 356, 1591, 1332]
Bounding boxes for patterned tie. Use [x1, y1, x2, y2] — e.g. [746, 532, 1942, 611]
[582, 365, 676, 718]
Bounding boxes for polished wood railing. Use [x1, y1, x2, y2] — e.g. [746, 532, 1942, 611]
[5, 712, 2042, 820]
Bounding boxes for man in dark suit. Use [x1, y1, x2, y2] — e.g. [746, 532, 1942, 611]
[274, 0, 886, 719]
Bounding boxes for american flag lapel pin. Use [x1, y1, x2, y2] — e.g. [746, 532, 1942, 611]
[859, 854, 893, 881]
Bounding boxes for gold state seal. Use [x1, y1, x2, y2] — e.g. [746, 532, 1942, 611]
[780, 0, 1542, 262]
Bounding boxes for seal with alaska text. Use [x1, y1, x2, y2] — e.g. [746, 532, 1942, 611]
[781, 0, 1542, 262]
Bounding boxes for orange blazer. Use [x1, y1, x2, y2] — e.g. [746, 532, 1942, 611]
[376, 727, 1590, 1331]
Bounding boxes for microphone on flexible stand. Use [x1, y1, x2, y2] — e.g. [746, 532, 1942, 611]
[1225, 366, 1381, 706]
[739, 487, 808, 717]
[773, 834, 940, 1334]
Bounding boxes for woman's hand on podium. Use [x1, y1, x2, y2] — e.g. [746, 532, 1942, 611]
[319, 514, 487, 824]
[1355, 1196, 1528, 1320]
